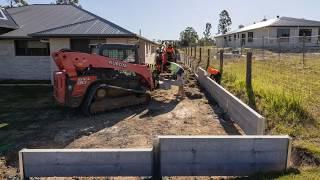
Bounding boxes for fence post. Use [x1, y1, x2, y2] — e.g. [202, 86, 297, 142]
[199, 47, 202, 62]
[278, 38, 281, 61]
[302, 34, 305, 68]
[219, 50, 224, 75]
[206, 48, 210, 70]
[194, 46, 197, 59]
[262, 36, 265, 60]
[191, 47, 193, 56]
[246, 52, 253, 88]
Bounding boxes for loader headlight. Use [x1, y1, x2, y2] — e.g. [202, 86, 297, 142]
[68, 85, 72, 91]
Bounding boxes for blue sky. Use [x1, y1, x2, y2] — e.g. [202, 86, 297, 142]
[1, 0, 320, 40]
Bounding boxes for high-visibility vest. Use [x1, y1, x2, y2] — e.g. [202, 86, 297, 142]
[207, 67, 220, 75]
[166, 48, 174, 53]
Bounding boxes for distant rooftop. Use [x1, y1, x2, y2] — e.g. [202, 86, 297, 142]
[215, 16, 320, 37]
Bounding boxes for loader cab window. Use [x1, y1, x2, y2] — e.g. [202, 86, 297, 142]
[97, 44, 139, 63]
[102, 49, 136, 63]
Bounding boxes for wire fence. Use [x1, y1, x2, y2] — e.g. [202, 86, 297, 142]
[181, 42, 320, 127]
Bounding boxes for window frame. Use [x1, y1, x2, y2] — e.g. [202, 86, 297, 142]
[241, 33, 246, 46]
[248, 32, 254, 42]
[277, 28, 290, 42]
[151, 46, 156, 54]
[299, 29, 312, 42]
[15, 40, 50, 56]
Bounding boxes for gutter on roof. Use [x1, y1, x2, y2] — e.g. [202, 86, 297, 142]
[29, 33, 158, 45]
[0, 36, 33, 39]
[269, 25, 320, 27]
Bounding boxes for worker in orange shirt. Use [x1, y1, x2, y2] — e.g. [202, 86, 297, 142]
[207, 67, 221, 84]
[166, 44, 176, 63]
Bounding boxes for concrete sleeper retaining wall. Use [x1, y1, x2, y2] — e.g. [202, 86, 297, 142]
[20, 136, 291, 179]
[180, 54, 265, 135]
[158, 136, 291, 176]
[196, 67, 265, 135]
[19, 148, 153, 178]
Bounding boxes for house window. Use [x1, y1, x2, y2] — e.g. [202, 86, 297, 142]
[277, 29, 290, 42]
[248, 32, 254, 42]
[318, 28, 320, 41]
[234, 34, 237, 41]
[299, 29, 312, 42]
[228, 36, 231, 41]
[151, 46, 156, 54]
[15, 40, 50, 56]
[241, 34, 246, 46]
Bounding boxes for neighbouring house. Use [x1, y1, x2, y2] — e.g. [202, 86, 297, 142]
[0, 4, 158, 80]
[215, 16, 320, 50]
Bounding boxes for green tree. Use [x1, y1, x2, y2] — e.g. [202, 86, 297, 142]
[56, 0, 79, 6]
[201, 23, 213, 46]
[203, 23, 212, 40]
[218, 10, 232, 34]
[179, 27, 199, 46]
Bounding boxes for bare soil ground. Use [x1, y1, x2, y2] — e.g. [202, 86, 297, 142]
[0, 70, 243, 180]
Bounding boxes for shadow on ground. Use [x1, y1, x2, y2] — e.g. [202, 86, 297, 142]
[139, 98, 180, 119]
[236, 168, 300, 180]
[200, 85, 242, 135]
[0, 86, 181, 169]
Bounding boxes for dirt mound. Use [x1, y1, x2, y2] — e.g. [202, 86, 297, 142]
[291, 147, 320, 167]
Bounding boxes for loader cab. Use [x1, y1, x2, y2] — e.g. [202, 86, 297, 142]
[90, 44, 139, 64]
